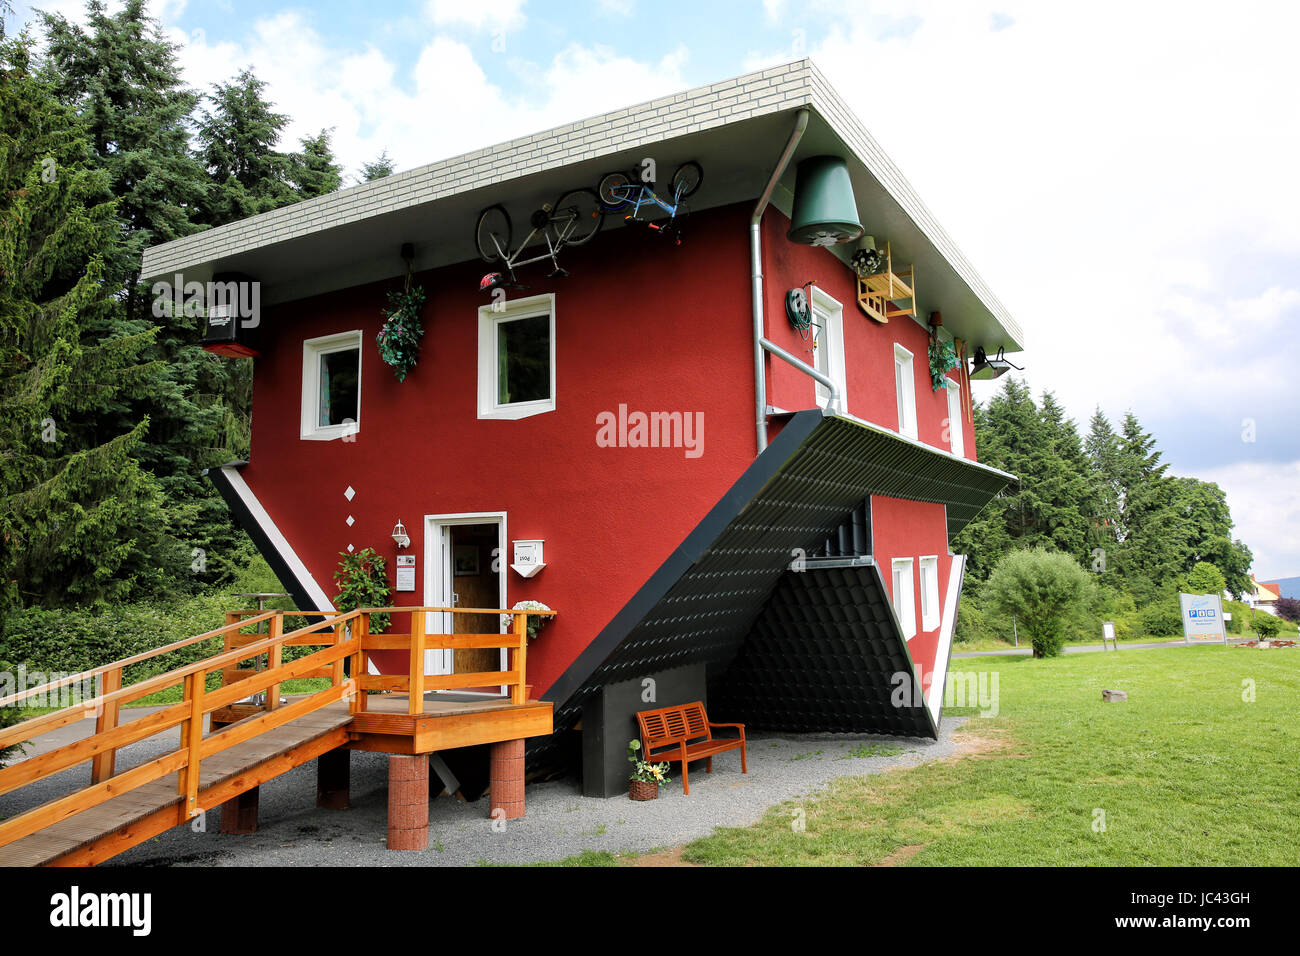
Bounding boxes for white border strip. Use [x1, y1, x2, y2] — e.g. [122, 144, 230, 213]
[220, 465, 334, 612]
[927, 553, 966, 724]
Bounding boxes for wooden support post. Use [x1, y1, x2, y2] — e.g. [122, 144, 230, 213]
[211, 713, 260, 834]
[408, 609, 425, 715]
[316, 747, 350, 810]
[511, 613, 528, 705]
[264, 613, 283, 712]
[351, 613, 368, 714]
[219, 786, 260, 835]
[90, 666, 122, 784]
[178, 671, 205, 824]
[489, 738, 526, 820]
[387, 754, 428, 851]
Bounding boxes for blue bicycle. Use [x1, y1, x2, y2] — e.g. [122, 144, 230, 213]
[596, 161, 703, 243]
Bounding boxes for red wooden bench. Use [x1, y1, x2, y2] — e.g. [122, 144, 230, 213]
[635, 701, 746, 795]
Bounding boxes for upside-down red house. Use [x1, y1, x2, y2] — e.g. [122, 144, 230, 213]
[142, 60, 1021, 796]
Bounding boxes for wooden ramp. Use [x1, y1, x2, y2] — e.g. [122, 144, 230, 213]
[0, 707, 352, 867]
[0, 605, 554, 866]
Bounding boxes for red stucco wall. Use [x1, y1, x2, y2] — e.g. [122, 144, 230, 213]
[239, 201, 971, 699]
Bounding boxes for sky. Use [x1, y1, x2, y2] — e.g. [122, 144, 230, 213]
[12, 0, 1300, 578]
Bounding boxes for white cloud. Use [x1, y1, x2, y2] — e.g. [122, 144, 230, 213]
[162, 11, 688, 183]
[1195, 460, 1300, 578]
[424, 0, 526, 33]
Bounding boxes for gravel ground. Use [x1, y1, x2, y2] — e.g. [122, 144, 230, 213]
[88, 718, 967, 867]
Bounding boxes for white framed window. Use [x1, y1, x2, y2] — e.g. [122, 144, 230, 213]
[810, 286, 847, 411]
[945, 379, 965, 457]
[478, 293, 556, 420]
[893, 343, 917, 440]
[919, 555, 940, 632]
[301, 330, 362, 441]
[891, 557, 916, 640]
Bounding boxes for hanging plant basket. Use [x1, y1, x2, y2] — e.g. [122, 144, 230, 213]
[377, 253, 426, 381]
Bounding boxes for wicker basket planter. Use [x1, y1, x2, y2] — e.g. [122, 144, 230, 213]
[628, 780, 659, 801]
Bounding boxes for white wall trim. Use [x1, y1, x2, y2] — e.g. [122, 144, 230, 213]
[301, 330, 363, 441]
[220, 465, 334, 611]
[477, 293, 556, 421]
[927, 553, 966, 723]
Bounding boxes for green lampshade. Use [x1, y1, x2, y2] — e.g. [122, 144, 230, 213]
[787, 156, 864, 246]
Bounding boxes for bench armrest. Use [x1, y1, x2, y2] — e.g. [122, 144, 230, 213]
[708, 722, 746, 739]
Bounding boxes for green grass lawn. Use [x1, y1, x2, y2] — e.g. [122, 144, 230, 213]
[666, 645, 1299, 866]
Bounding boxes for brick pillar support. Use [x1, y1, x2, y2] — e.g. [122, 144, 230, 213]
[317, 747, 351, 810]
[387, 754, 429, 851]
[490, 738, 526, 820]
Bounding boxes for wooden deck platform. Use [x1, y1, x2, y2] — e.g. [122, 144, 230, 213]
[0, 606, 556, 866]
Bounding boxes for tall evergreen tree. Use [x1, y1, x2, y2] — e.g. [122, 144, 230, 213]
[0, 31, 167, 611]
[359, 149, 395, 182]
[1035, 391, 1094, 562]
[196, 68, 295, 225]
[37, 1, 254, 590]
[288, 128, 342, 199]
[1084, 407, 1121, 556]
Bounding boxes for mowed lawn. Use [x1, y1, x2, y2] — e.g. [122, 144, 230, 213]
[676, 645, 1298, 866]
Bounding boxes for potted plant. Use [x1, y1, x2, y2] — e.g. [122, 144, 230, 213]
[500, 600, 553, 641]
[627, 739, 670, 801]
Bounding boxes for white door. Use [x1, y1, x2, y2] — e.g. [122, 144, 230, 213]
[424, 513, 508, 694]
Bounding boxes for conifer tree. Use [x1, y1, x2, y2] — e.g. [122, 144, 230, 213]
[288, 128, 342, 199]
[0, 31, 167, 612]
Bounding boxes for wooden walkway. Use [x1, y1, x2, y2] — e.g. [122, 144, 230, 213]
[0, 605, 555, 866]
[0, 707, 352, 867]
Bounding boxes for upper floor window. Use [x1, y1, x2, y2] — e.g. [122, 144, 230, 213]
[301, 331, 361, 441]
[893, 343, 917, 440]
[811, 287, 846, 411]
[478, 293, 556, 420]
[945, 379, 965, 457]
[891, 557, 916, 640]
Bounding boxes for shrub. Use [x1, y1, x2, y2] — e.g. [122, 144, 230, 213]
[1224, 600, 1250, 635]
[982, 548, 1091, 658]
[333, 548, 391, 633]
[1253, 615, 1282, 640]
[1139, 600, 1183, 637]
[1275, 597, 1300, 623]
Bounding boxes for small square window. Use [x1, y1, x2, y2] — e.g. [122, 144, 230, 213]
[302, 331, 362, 441]
[479, 294, 556, 420]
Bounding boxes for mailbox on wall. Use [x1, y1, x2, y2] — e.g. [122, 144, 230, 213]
[511, 540, 545, 578]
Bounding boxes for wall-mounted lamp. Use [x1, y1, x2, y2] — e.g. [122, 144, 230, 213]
[969, 346, 1023, 381]
[392, 519, 410, 549]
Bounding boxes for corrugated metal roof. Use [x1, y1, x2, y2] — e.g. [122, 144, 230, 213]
[539, 409, 1014, 747]
[711, 563, 935, 737]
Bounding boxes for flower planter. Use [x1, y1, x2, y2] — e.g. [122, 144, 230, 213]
[629, 780, 659, 801]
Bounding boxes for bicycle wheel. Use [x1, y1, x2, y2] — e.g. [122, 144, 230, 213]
[475, 204, 512, 263]
[671, 161, 703, 199]
[552, 187, 604, 247]
[597, 171, 632, 210]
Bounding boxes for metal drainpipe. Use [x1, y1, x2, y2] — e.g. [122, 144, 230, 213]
[752, 107, 810, 456]
[759, 336, 842, 413]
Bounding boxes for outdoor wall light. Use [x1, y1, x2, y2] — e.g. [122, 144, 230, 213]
[969, 346, 1023, 381]
[391, 520, 410, 549]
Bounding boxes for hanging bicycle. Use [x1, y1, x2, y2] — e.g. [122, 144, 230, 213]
[596, 160, 703, 243]
[475, 187, 604, 291]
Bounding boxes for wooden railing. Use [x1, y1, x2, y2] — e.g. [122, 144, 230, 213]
[355, 606, 552, 714]
[0, 610, 360, 852]
[0, 604, 554, 854]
